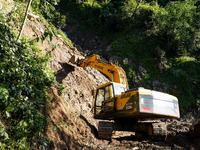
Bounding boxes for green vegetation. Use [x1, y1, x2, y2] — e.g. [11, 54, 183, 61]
[0, 6, 54, 150]
[0, 0, 75, 148]
[57, 83, 67, 95]
[29, 0, 66, 28]
[59, 0, 200, 112]
[56, 29, 73, 46]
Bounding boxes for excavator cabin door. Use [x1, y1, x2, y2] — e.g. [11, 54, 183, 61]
[94, 83, 115, 115]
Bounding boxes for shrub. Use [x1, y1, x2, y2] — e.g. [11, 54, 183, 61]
[0, 12, 54, 149]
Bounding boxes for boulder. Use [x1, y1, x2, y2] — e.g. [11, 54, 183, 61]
[189, 118, 200, 137]
[28, 13, 39, 21]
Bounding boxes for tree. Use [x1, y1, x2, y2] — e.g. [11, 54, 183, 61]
[152, 0, 200, 57]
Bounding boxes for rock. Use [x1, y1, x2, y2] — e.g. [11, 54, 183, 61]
[152, 80, 169, 93]
[123, 58, 129, 64]
[109, 56, 119, 65]
[68, 44, 77, 51]
[105, 45, 111, 52]
[28, 13, 39, 21]
[139, 66, 147, 74]
[32, 25, 44, 34]
[132, 147, 139, 150]
[189, 118, 200, 137]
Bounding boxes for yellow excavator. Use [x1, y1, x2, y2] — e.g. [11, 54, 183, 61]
[69, 54, 180, 140]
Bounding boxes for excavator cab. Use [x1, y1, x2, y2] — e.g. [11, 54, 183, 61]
[94, 82, 126, 116]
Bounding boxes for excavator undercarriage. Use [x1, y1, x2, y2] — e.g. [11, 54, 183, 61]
[98, 120, 167, 141]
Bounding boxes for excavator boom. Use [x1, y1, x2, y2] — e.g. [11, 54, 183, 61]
[69, 54, 129, 90]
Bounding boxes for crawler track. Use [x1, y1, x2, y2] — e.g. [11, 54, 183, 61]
[97, 121, 167, 141]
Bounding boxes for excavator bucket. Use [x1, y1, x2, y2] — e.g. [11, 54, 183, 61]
[69, 55, 85, 66]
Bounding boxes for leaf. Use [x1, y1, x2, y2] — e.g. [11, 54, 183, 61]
[2, 131, 9, 139]
[5, 111, 10, 118]
[36, 37, 39, 42]
[49, 32, 53, 41]
[24, 122, 28, 127]
[0, 127, 9, 140]
[43, 140, 48, 147]
[6, 106, 12, 112]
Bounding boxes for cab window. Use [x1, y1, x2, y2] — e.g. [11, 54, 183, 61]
[96, 88, 104, 106]
[95, 84, 114, 114]
[113, 84, 125, 95]
[95, 88, 104, 114]
[105, 85, 113, 101]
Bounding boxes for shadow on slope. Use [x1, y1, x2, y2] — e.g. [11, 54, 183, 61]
[56, 63, 75, 83]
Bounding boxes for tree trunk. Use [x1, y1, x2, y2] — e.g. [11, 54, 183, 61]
[17, 0, 32, 41]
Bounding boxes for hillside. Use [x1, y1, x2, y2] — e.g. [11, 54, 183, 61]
[37, 7, 199, 150]
[0, 0, 200, 149]
[43, 25, 198, 149]
[26, 6, 198, 150]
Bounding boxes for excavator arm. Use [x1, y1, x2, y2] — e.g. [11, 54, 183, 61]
[69, 54, 129, 90]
